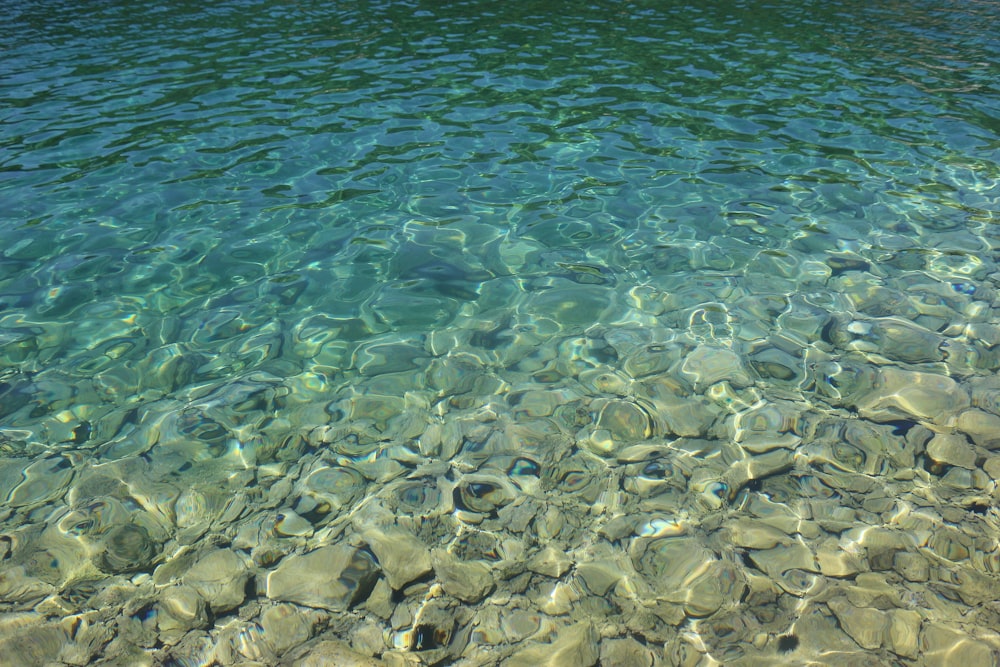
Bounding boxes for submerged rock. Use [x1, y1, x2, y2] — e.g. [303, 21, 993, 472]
[360, 526, 432, 591]
[505, 622, 599, 667]
[856, 368, 969, 425]
[431, 549, 494, 604]
[183, 548, 249, 614]
[267, 545, 380, 611]
[94, 524, 160, 575]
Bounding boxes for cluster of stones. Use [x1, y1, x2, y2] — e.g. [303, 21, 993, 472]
[2, 238, 1000, 666]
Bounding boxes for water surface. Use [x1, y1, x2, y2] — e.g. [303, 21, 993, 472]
[2, 0, 1000, 664]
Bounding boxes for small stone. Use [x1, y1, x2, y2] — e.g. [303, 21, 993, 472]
[274, 509, 314, 538]
[534, 581, 579, 616]
[0, 619, 66, 667]
[682, 564, 740, 618]
[680, 345, 753, 391]
[94, 523, 159, 575]
[747, 542, 818, 580]
[267, 545, 380, 611]
[845, 573, 902, 609]
[724, 519, 787, 550]
[857, 368, 969, 426]
[983, 456, 1000, 481]
[815, 539, 866, 577]
[575, 560, 624, 596]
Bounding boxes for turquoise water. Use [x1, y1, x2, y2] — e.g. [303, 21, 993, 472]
[2, 0, 1000, 664]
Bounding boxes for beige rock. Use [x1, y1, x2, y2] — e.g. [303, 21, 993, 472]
[926, 433, 977, 469]
[887, 609, 921, 659]
[267, 545, 380, 611]
[361, 527, 432, 591]
[680, 345, 753, 391]
[846, 572, 903, 609]
[575, 560, 625, 596]
[183, 548, 249, 613]
[157, 585, 208, 642]
[920, 623, 996, 667]
[816, 539, 866, 577]
[724, 519, 788, 550]
[857, 368, 969, 425]
[261, 604, 321, 657]
[289, 640, 385, 667]
[893, 551, 930, 582]
[600, 637, 654, 667]
[747, 542, 818, 580]
[431, 549, 494, 603]
[506, 622, 599, 667]
[958, 409, 1000, 449]
[527, 546, 573, 578]
[827, 597, 888, 650]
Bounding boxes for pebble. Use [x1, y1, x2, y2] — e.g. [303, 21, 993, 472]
[887, 609, 922, 659]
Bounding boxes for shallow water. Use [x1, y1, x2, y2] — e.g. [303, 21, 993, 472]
[2, 0, 1000, 665]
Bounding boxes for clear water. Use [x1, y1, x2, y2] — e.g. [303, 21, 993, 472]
[2, 0, 1000, 664]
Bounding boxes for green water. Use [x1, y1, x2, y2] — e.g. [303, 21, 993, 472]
[2, 0, 1000, 664]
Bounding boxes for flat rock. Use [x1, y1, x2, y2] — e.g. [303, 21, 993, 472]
[815, 539, 866, 577]
[527, 546, 573, 578]
[431, 549, 494, 604]
[857, 368, 969, 426]
[157, 585, 208, 642]
[957, 409, 1000, 449]
[261, 604, 323, 657]
[926, 433, 977, 469]
[828, 597, 888, 650]
[267, 545, 380, 611]
[506, 622, 599, 667]
[680, 345, 752, 391]
[920, 623, 996, 667]
[288, 640, 385, 667]
[887, 609, 921, 659]
[600, 637, 654, 667]
[183, 548, 249, 613]
[361, 526, 432, 590]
